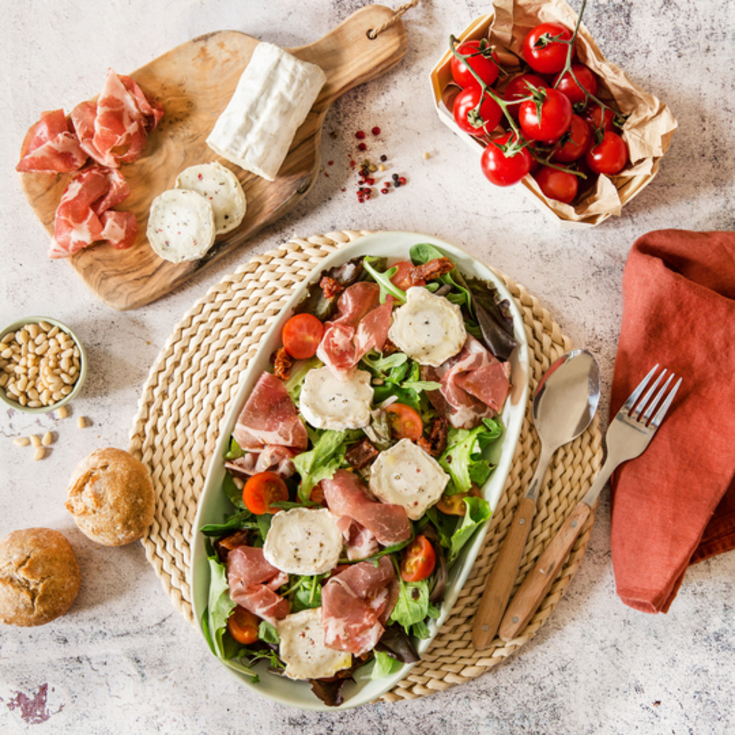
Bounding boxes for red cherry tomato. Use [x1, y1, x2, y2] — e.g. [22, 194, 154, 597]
[519, 88, 573, 141]
[282, 313, 324, 359]
[523, 22, 575, 74]
[503, 73, 549, 119]
[453, 86, 503, 136]
[389, 261, 424, 290]
[450, 40, 499, 90]
[585, 131, 628, 175]
[384, 403, 423, 441]
[551, 115, 592, 163]
[400, 535, 436, 583]
[554, 64, 598, 105]
[480, 132, 533, 187]
[227, 606, 260, 645]
[535, 166, 579, 204]
[584, 103, 617, 133]
[242, 472, 289, 515]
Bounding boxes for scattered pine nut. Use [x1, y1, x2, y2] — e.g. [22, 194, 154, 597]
[42, 431, 53, 446]
[77, 416, 87, 429]
[33, 447, 45, 461]
[30, 434, 42, 448]
[422, 151, 431, 159]
[13, 437, 30, 447]
[57, 405, 69, 419]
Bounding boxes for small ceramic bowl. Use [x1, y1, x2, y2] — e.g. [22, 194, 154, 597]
[0, 316, 87, 414]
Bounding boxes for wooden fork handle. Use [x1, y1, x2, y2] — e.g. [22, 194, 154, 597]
[498, 501, 592, 641]
[471, 496, 536, 650]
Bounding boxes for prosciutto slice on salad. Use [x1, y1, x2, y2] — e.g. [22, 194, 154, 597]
[227, 546, 290, 624]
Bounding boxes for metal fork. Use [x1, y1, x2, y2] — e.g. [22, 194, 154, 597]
[498, 364, 683, 641]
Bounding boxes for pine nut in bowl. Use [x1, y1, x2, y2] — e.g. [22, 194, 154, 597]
[0, 317, 87, 414]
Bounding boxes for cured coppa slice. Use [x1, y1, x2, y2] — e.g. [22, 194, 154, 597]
[322, 556, 398, 656]
[232, 371, 308, 452]
[48, 166, 137, 259]
[16, 109, 87, 174]
[70, 69, 164, 168]
[316, 282, 394, 378]
[227, 545, 290, 624]
[322, 469, 412, 546]
[423, 335, 511, 429]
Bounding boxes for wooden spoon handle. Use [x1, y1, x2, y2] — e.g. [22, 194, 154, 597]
[471, 495, 536, 650]
[498, 501, 592, 641]
[292, 5, 408, 107]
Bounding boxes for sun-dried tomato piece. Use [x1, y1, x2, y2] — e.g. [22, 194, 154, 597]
[272, 346, 294, 380]
[214, 529, 250, 563]
[417, 416, 449, 457]
[410, 257, 455, 285]
[381, 338, 399, 356]
[320, 275, 345, 300]
[345, 437, 380, 470]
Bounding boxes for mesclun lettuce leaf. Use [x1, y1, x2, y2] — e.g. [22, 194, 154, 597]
[258, 621, 280, 644]
[371, 650, 404, 679]
[465, 277, 517, 361]
[288, 573, 327, 612]
[223, 473, 246, 510]
[448, 496, 493, 564]
[224, 438, 245, 460]
[294, 429, 347, 503]
[388, 577, 440, 639]
[439, 418, 502, 495]
[284, 356, 323, 403]
[206, 551, 236, 659]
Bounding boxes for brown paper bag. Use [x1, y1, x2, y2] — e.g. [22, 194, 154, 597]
[429, 0, 677, 228]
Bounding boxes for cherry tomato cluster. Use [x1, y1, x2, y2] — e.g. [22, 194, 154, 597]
[449, 21, 629, 206]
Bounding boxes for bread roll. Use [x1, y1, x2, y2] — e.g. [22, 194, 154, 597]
[0, 527, 81, 627]
[66, 448, 155, 546]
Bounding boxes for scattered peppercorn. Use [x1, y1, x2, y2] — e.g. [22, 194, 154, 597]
[380, 154, 387, 162]
[358, 142, 367, 151]
[381, 188, 389, 194]
[372, 126, 381, 136]
[355, 130, 366, 139]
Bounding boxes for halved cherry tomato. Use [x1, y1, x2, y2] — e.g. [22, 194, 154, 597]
[390, 261, 425, 290]
[523, 22, 575, 74]
[227, 605, 260, 645]
[585, 131, 628, 175]
[450, 40, 500, 90]
[282, 313, 324, 360]
[400, 535, 436, 582]
[308, 482, 326, 506]
[242, 472, 289, 514]
[453, 86, 503, 137]
[551, 115, 591, 163]
[553, 64, 598, 105]
[436, 485, 483, 516]
[535, 166, 579, 204]
[384, 403, 423, 441]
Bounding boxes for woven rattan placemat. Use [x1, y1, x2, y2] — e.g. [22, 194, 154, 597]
[129, 229, 603, 702]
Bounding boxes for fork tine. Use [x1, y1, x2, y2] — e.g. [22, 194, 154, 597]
[641, 373, 674, 423]
[623, 364, 659, 413]
[650, 376, 682, 428]
[629, 367, 667, 420]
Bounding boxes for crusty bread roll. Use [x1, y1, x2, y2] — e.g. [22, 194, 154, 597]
[65, 448, 155, 546]
[0, 527, 81, 627]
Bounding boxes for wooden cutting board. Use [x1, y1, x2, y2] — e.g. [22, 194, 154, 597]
[19, 5, 407, 310]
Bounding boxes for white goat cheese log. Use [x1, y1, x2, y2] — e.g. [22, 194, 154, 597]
[206, 42, 327, 181]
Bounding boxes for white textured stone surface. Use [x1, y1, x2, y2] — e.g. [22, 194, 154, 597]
[1, 1, 734, 732]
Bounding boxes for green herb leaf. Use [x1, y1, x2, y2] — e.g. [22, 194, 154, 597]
[389, 577, 432, 635]
[284, 356, 323, 403]
[223, 473, 246, 510]
[409, 243, 447, 265]
[294, 429, 347, 503]
[448, 496, 493, 564]
[370, 650, 403, 679]
[258, 620, 280, 644]
[224, 438, 245, 460]
[199, 510, 258, 537]
[363, 257, 407, 304]
[206, 552, 236, 659]
[439, 424, 498, 496]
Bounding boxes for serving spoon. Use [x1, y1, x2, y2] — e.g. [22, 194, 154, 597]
[471, 349, 600, 650]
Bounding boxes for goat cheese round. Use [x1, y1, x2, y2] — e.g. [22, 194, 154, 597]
[175, 162, 246, 235]
[147, 189, 216, 263]
[277, 608, 352, 681]
[388, 286, 466, 367]
[369, 438, 449, 521]
[299, 367, 373, 430]
[263, 507, 343, 575]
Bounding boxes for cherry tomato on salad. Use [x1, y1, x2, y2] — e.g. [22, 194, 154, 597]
[390, 261, 425, 290]
[584, 103, 617, 134]
[585, 131, 628, 175]
[227, 605, 260, 645]
[450, 40, 500, 90]
[535, 165, 578, 204]
[384, 403, 423, 441]
[242, 472, 289, 515]
[282, 313, 324, 360]
[453, 86, 503, 137]
[400, 535, 436, 582]
[551, 114, 592, 163]
[436, 485, 482, 515]
[308, 482, 326, 506]
[523, 22, 575, 74]
[480, 132, 533, 187]
[553, 64, 598, 105]
[502, 73, 548, 119]
[519, 88, 573, 141]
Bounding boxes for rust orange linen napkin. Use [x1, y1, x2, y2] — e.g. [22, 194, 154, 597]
[610, 229, 735, 613]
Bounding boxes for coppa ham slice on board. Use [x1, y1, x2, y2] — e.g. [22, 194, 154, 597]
[18, 5, 407, 310]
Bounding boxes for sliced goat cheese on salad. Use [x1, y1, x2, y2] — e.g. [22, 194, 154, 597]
[369, 438, 450, 521]
[299, 366, 373, 430]
[263, 507, 343, 575]
[388, 286, 466, 367]
[175, 162, 246, 235]
[277, 608, 353, 681]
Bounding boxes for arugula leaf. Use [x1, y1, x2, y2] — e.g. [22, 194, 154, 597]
[255, 514, 272, 543]
[362, 257, 407, 304]
[199, 510, 258, 537]
[258, 621, 280, 644]
[284, 356, 323, 403]
[291, 573, 326, 612]
[224, 438, 245, 460]
[361, 350, 408, 376]
[371, 650, 403, 679]
[448, 496, 493, 564]
[223, 473, 246, 510]
[294, 429, 347, 503]
[402, 379, 442, 393]
[206, 552, 236, 659]
[224, 658, 260, 682]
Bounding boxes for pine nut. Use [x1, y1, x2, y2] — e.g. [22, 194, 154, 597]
[30, 434, 41, 448]
[42, 431, 53, 446]
[28, 324, 39, 339]
[77, 416, 87, 429]
[33, 447, 45, 461]
[61, 357, 71, 372]
[28, 400, 42, 408]
[18, 331, 29, 345]
[60, 385, 72, 396]
[13, 437, 30, 447]
[57, 405, 69, 419]
[51, 390, 63, 401]
[39, 321, 52, 332]
[18, 394, 27, 406]
[1, 348, 11, 359]
[0, 374, 7, 387]
[48, 326, 59, 338]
